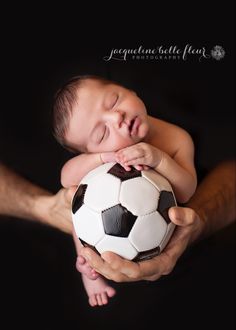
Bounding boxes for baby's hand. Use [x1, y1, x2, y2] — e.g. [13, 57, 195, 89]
[116, 142, 163, 171]
[100, 152, 141, 171]
[100, 152, 116, 164]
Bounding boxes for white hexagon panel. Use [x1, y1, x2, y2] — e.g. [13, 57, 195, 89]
[84, 173, 121, 211]
[73, 204, 105, 246]
[128, 211, 167, 251]
[119, 177, 159, 216]
[159, 222, 176, 251]
[96, 235, 138, 260]
[81, 162, 116, 184]
[142, 169, 173, 193]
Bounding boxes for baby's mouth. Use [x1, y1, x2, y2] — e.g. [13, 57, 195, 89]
[129, 116, 140, 136]
[129, 118, 136, 134]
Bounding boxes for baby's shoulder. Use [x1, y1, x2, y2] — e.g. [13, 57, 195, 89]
[149, 116, 189, 139]
[148, 116, 193, 152]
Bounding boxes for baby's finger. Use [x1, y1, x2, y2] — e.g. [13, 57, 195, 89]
[117, 148, 143, 163]
[134, 165, 144, 171]
[124, 157, 146, 167]
[116, 153, 131, 165]
[118, 162, 131, 171]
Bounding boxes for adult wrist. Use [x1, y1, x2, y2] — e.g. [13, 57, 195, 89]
[33, 193, 52, 225]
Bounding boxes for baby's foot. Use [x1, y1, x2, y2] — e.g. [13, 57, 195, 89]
[82, 274, 116, 307]
[76, 256, 99, 280]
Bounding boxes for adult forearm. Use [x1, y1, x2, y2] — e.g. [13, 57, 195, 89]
[187, 160, 236, 242]
[0, 163, 51, 221]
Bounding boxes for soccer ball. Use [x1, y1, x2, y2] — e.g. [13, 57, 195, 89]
[72, 163, 177, 261]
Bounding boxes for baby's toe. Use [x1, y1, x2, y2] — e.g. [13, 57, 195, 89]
[101, 292, 108, 305]
[107, 287, 116, 298]
[89, 295, 97, 307]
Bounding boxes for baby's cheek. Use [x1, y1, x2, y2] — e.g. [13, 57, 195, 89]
[139, 123, 149, 139]
[118, 139, 135, 150]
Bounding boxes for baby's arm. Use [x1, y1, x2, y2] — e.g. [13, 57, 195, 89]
[154, 132, 197, 203]
[61, 152, 117, 188]
[61, 153, 103, 188]
[116, 131, 197, 204]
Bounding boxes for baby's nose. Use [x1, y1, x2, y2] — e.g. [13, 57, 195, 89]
[106, 110, 125, 128]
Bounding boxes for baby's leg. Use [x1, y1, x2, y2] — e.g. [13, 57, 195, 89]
[73, 228, 116, 306]
[82, 274, 116, 307]
[76, 255, 99, 279]
[73, 228, 99, 280]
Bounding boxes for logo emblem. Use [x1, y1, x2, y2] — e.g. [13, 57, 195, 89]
[211, 45, 225, 60]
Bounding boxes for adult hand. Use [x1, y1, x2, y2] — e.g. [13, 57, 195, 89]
[37, 186, 77, 234]
[80, 206, 205, 282]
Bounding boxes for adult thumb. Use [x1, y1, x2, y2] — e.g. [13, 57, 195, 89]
[168, 206, 196, 226]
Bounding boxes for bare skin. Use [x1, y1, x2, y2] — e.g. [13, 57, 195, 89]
[81, 274, 116, 307]
[58, 78, 197, 306]
[73, 229, 116, 306]
[0, 162, 116, 306]
[0, 163, 75, 234]
[80, 160, 236, 282]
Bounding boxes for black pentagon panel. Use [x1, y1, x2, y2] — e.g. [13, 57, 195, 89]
[157, 191, 176, 224]
[134, 246, 161, 262]
[108, 163, 141, 181]
[102, 204, 137, 237]
[72, 184, 88, 214]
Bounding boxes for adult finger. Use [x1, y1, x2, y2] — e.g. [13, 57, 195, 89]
[168, 206, 197, 226]
[103, 251, 166, 281]
[81, 248, 130, 281]
[102, 252, 143, 280]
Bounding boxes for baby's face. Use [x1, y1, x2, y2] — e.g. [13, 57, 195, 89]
[65, 79, 149, 153]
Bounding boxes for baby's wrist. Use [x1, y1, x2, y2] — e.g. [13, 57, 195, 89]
[99, 152, 116, 164]
[153, 150, 165, 169]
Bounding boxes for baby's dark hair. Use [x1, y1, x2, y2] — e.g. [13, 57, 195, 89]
[52, 74, 116, 153]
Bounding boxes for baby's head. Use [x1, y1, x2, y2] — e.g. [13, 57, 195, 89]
[53, 75, 149, 154]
